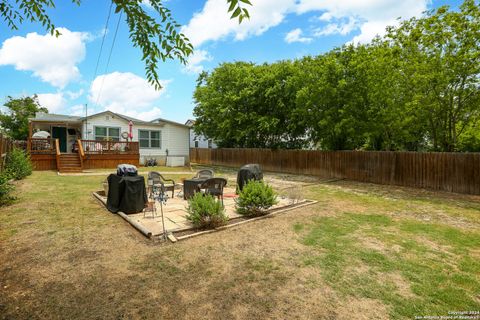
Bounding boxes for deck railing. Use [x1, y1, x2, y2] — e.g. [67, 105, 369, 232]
[30, 138, 56, 154]
[28, 138, 139, 155]
[80, 140, 139, 155]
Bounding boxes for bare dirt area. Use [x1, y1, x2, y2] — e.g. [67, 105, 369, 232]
[1, 170, 479, 319]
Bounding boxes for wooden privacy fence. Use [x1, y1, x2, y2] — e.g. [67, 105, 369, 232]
[0, 133, 13, 173]
[190, 148, 480, 195]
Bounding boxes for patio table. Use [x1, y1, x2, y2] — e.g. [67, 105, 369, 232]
[183, 178, 207, 200]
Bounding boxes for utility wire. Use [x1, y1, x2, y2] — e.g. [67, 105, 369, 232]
[85, 0, 113, 134]
[92, 0, 114, 81]
[95, 11, 123, 107]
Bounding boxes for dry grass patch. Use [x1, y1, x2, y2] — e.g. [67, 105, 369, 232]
[1, 171, 479, 319]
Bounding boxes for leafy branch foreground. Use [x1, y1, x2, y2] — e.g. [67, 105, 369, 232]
[0, 0, 252, 89]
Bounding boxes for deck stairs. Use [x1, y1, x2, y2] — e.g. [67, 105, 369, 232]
[58, 153, 83, 173]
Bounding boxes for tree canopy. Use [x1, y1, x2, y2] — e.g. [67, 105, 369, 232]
[193, 0, 480, 152]
[0, 0, 251, 89]
[0, 95, 48, 140]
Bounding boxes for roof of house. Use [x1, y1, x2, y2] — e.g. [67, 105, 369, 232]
[30, 110, 189, 129]
[30, 113, 82, 123]
[150, 117, 190, 128]
[81, 110, 151, 125]
[185, 119, 195, 127]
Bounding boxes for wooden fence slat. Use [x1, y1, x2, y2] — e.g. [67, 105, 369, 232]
[190, 148, 480, 195]
[0, 134, 15, 174]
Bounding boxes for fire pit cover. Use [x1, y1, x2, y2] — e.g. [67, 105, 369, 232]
[236, 164, 263, 192]
[107, 174, 147, 214]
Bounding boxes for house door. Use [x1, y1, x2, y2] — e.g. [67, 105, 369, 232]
[52, 127, 67, 153]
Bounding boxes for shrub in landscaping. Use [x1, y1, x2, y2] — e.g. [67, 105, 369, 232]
[0, 172, 15, 206]
[5, 147, 32, 180]
[236, 180, 278, 216]
[186, 192, 227, 229]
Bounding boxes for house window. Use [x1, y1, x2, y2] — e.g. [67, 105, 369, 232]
[194, 140, 199, 148]
[208, 140, 213, 148]
[139, 130, 161, 148]
[95, 126, 120, 141]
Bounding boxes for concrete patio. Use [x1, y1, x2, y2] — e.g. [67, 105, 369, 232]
[94, 186, 302, 238]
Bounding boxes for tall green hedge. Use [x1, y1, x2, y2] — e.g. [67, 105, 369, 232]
[5, 148, 32, 180]
[0, 147, 33, 206]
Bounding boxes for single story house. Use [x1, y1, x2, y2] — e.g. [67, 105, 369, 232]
[28, 110, 190, 172]
[185, 119, 217, 149]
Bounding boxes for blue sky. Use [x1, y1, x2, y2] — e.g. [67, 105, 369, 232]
[0, 0, 460, 124]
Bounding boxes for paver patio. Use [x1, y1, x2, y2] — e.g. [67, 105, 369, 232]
[94, 186, 297, 237]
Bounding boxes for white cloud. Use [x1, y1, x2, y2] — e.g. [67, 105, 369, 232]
[70, 104, 86, 117]
[182, 0, 429, 47]
[141, 0, 152, 8]
[182, 0, 295, 48]
[313, 17, 358, 37]
[297, 0, 429, 43]
[318, 12, 333, 22]
[135, 108, 163, 121]
[0, 28, 90, 88]
[66, 89, 84, 100]
[37, 92, 67, 113]
[183, 49, 213, 74]
[285, 28, 312, 44]
[141, 0, 169, 9]
[88, 72, 169, 121]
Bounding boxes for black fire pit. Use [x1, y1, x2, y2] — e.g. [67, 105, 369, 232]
[236, 164, 263, 192]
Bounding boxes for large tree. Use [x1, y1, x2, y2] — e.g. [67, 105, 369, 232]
[386, 0, 480, 151]
[193, 61, 309, 149]
[0, 0, 251, 89]
[193, 0, 480, 152]
[0, 95, 48, 140]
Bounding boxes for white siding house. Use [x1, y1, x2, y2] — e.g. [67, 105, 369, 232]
[185, 119, 217, 149]
[84, 111, 190, 165]
[32, 110, 190, 165]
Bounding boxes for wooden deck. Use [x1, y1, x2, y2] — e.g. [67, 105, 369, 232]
[29, 138, 140, 171]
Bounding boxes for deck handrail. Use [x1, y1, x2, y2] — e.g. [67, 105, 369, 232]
[77, 139, 84, 169]
[55, 139, 60, 169]
[29, 138, 56, 154]
[80, 140, 139, 155]
[77, 139, 85, 158]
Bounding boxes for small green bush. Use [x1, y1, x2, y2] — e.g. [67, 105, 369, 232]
[236, 180, 278, 216]
[5, 147, 32, 180]
[0, 172, 15, 206]
[186, 192, 227, 229]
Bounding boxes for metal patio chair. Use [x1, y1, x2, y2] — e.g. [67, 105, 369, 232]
[200, 177, 228, 205]
[194, 169, 214, 179]
[148, 171, 176, 198]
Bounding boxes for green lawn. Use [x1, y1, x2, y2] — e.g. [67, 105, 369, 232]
[0, 171, 479, 319]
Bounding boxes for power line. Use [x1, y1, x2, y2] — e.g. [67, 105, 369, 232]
[92, 1, 114, 81]
[95, 11, 123, 107]
[85, 0, 113, 137]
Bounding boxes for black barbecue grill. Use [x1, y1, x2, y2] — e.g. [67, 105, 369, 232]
[236, 164, 263, 192]
[106, 164, 147, 214]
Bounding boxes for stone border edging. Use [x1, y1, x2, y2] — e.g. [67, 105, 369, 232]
[174, 200, 317, 241]
[92, 191, 317, 243]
